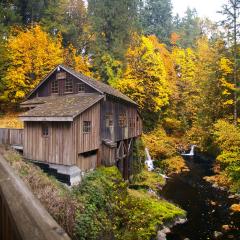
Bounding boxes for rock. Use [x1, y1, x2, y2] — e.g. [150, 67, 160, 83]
[157, 227, 170, 240]
[176, 218, 187, 224]
[214, 231, 223, 238]
[210, 201, 217, 206]
[222, 224, 230, 231]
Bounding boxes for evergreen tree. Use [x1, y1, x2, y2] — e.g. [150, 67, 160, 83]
[87, 0, 140, 81]
[140, 0, 173, 45]
[173, 8, 202, 48]
[219, 0, 240, 125]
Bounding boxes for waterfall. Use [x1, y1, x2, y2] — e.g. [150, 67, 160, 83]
[145, 148, 154, 171]
[181, 145, 196, 156]
[145, 148, 170, 178]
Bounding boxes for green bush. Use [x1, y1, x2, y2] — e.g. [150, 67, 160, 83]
[213, 120, 240, 193]
[73, 166, 185, 240]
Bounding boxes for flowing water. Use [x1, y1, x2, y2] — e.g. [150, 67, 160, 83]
[161, 154, 240, 240]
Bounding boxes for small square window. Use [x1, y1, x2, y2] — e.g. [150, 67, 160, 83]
[65, 79, 73, 93]
[42, 124, 49, 137]
[83, 121, 91, 133]
[51, 80, 59, 94]
[77, 83, 85, 93]
[105, 113, 113, 127]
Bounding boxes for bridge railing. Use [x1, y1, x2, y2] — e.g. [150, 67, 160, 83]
[0, 154, 71, 240]
[0, 128, 23, 146]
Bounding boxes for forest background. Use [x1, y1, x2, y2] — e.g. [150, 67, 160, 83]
[0, 0, 239, 193]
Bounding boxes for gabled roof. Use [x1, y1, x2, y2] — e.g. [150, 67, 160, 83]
[27, 64, 137, 105]
[19, 94, 104, 122]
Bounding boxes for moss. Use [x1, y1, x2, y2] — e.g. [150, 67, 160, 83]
[131, 168, 165, 191]
[118, 189, 186, 240]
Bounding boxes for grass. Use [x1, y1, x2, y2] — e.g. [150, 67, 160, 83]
[0, 113, 24, 128]
[131, 167, 166, 191]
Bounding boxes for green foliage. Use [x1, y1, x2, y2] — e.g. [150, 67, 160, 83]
[119, 189, 185, 240]
[213, 120, 240, 192]
[73, 167, 127, 240]
[131, 168, 165, 191]
[173, 8, 202, 48]
[73, 166, 185, 240]
[87, 0, 139, 81]
[140, 0, 173, 45]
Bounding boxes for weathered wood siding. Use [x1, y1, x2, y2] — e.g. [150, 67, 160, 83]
[30, 70, 97, 98]
[73, 102, 101, 170]
[23, 122, 73, 165]
[0, 154, 70, 240]
[101, 98, 142, 142]
[77, 153, 98, 172]
[101, 144, 116, 166]
[0, 128, 23, 146]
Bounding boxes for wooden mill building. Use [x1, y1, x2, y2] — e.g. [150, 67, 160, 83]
[19, 65, 142, 184]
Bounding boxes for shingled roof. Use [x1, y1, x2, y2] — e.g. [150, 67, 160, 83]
[19, 94, 104, 121]
[27, 64, 137, 105]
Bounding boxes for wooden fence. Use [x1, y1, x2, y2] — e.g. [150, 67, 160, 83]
[0, 154, 71, 240]
[0, 128, 23, 146]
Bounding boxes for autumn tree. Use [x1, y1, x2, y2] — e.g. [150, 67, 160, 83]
[116, 35, 171, 130]
[1, 25, 63, 104]
[171, 46, 198, 130]
[64, 44, 92, 77]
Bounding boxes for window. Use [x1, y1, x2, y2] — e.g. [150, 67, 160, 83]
[56, 72, 66, 80]
[83, 121, 91, 133]
[42, 123, 49, 137]
[119, 113, 127, 127]
[77, 83, 85, 93]
[51, 80, 59, 94]
[105, 113, 113, 127]
[65, 79, 73, 93]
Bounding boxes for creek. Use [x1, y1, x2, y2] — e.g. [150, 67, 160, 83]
[160, 154, 240, 240]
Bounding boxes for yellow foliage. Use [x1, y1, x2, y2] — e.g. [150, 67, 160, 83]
[116, 35, 171, 113]
[230, 204, 240, 212]
[0, 113, 23, 128]
[2, 25, 64, 103]
[64, 44, 92, 77]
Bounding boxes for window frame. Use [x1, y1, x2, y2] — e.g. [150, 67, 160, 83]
[105, 113, 114, 128]
[77, 83, 85, 93]
[42, 123, 49, 137]
[51, 80, 59, 94]
[83, 121, 91, 133]
[64, 79, 73, 93]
